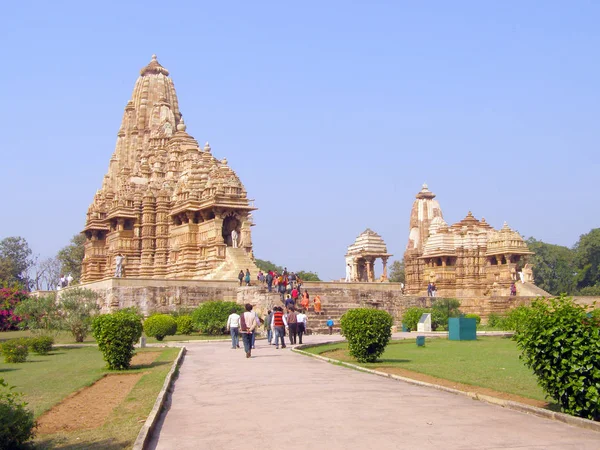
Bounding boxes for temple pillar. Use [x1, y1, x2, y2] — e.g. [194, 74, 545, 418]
[366, 257, 374, 282]
[382, 256, 389, 281]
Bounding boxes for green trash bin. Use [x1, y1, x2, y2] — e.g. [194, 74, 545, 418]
[448, 318, 477, 341]
[402, 323, 409, 332]
[416, 336, 426, 346]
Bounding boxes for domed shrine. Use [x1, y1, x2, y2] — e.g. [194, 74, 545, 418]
[404, 184, 537, 297]
[345, 229, 392, 282]
[81, 56, 258, 282]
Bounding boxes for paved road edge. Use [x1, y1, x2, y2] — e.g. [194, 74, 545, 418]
[293, 344, 600, 434]
[133, 346, 187, 450]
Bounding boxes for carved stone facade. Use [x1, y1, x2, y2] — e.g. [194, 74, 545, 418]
[404, 185, 536, 297]
[345, 229, 392, 282]
[81, 56, 258, 282]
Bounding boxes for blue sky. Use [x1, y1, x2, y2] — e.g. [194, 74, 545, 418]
[1, 1, 599, 281]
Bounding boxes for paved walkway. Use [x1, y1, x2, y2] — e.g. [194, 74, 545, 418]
[148, 335, 599, 450]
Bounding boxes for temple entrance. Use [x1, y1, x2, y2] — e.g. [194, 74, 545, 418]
[222, 216, 240, 247]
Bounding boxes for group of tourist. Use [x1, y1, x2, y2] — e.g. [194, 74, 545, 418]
[57, 273, 74, 289]
[427, 282, 438, 297]
[238, 269, 251, 286]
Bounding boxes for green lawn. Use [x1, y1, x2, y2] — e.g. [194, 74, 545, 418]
[305, 336, 549, 402]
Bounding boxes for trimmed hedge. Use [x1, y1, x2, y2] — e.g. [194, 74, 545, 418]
[0, 378, 36, 450]
[28, 335, 54, 355]
[191, 301, 244, 335]
[464, 314, 481, 325]
[514, 295, 600, 420]
[175, 315, 194, 335]
[92, 310, 143, 370]
[340, 308, 393, 363]
[402, 307, 429, 331]
[0, 339, 29, 363]
[143, 314, 177, 341]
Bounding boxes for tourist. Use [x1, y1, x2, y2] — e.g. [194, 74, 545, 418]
[314, 295, 323, 315]
[284, 294, 295, 310]
[327, 317, 334, 335]
[291, 286, 299, 303]
[231, 229, 239, 248]
[300, 290, 310, 311]
[427, 282, 433, 297]
[60, 274, 67, 288]
[238, 270, 244, 286]
[115, 253, 125, 278]
[286, 307, 298, 345]
[510, 282, 517, 296]
[271, 306, 287, 349]
[226, 308, 241, 349]
[290, 272, 297, 289]
[258, 270, 265, 284]
[265, 310, 273, 344]
[266, 271, 274, 292]
[296, 309, 307, 344]
[66, 273, 74, 286]
[432, 283, 437, 297]
[240, 303, 257, 358]
[345, 263, 352, 282]
[278, 280, 287, 302]
[251, 310, 261, 349]
[400, 282, 405, 295]
[245, 269, 251, 286]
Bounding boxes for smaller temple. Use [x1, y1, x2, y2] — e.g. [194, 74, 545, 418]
[345, 229, 392, 282]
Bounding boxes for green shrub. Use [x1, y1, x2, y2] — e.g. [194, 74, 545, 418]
[28, 335, 54, 355]
[14, 295, 61, 334]
[514, 295, 600, 420]
[58, 288, 100, 342]
[0, 339, 29, 363]
[340, 308, 393, 363]
[143, 314, 177, 341]
[92, 310, 143, 370]
[0, 378, 36, 450]
[486, 312, 504, 327]
[464, 314, 481, 325]
[175, 315, 194, 335]
[191, 301, 244, 335]
[503, 305, 532, 332]
[431, 298, 462, 330]
[402, 307, 430, 331]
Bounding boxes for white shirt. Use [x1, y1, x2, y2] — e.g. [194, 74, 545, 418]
[296, 313, 307, 326]
[227, 313, 240, 328]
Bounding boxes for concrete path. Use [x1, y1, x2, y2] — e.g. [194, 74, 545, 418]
[148, 336, 599, 450]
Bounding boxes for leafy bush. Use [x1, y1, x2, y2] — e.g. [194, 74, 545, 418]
[0, 287, 28, 331]
[431, 298, 462, 330]
[92, 310, 143, 370]
[402, 307, 430, 331]
[486, 312, 503, 327]
[0, 378, 36, 449]
[191, 301, 244, 335]
[58, 288, 100, 342]
[514, 295, 600, 420]
[14, 295, 60, 334]
[143, 314, 177, 341]
[175, 315, 194, 335]
[464, 314, 481, 325]
[27, 335, 54, 355]
[503, 305, 532, 332]
[0, 339, 29, 363]
[340, 308, 393, 363]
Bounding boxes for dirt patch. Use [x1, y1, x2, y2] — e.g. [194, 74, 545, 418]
[321, 350, 550, 409]
[37, 373, 143, 434]
[131, 351, 161, 367]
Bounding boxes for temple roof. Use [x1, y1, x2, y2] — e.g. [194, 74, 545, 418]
[485, 222, 533, 256]
[346, 229, 391, 258]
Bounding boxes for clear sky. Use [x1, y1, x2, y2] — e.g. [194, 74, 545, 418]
[1, 1, 599, 281]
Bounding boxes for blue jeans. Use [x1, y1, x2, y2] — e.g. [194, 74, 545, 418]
[242, 332, 253, 353]
[274, 327, 285, 348]
[251, 331, 256, 348]
[267, 329, 273, 343]
[230, 327, 239, 348]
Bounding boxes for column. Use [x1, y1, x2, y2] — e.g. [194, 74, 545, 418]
[382, 257, 389, 281]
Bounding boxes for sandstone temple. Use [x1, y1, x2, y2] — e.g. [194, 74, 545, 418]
[345, 229, 392, 282]
[404, 184, 540, 297]
[81, 55, 258, 282]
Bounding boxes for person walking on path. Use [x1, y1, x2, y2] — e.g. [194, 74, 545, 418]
[300, 290, 310, 311]
[284, 294, 295, 310]
[251, 310, 261, 349]
[314, 295, 323, 315]
[297, 310, 307, 344]
[238, 270, 244, 286]
[245, 269, 251, 286]
[270, 306, 288, 349]
[266, 271, 274, 292]
[240, 303, 257, 358]
[226, 308, 241, 349]
[265, 310, 273, 344]
[286, 307, 298, 345]
[326, 317, 334, 335]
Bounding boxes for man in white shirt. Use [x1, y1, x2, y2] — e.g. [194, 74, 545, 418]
[226, 308, 241, 349]
[296, 310, 308, 344]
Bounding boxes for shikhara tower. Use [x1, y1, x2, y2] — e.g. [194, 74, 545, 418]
[81, 55, 258, 282]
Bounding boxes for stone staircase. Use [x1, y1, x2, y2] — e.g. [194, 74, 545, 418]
[517, 282, 550, 298]
[205, 247, 260, 281]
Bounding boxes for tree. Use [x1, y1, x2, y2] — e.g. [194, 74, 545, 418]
[573, 228, 600, 292]
[29, 256, 61, 291]
[14, 294, 61, 335]
[0, 237, 33, 288]
[254, 259, 283, 274]
[58, 288, 100, 342]
[57, 234, 86, 283]
[388, 260, 405, 283]
[526, 238, 576, 295]
[431, 298, 462, 330]
[296, 270, 321, 281]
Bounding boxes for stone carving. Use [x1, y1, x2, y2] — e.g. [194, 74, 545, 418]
[404, 184, 535, 297]
[81, 55, 258, 282]
[345, 229, 392, 282]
